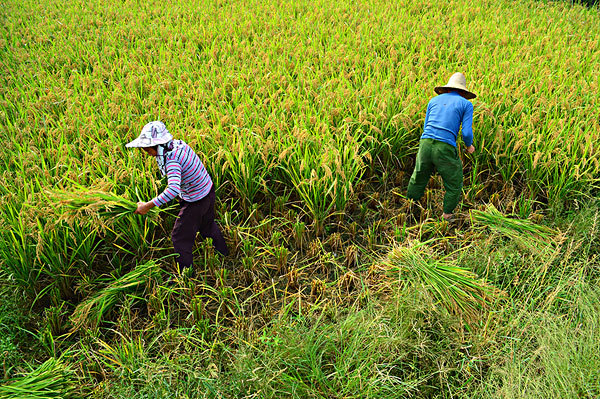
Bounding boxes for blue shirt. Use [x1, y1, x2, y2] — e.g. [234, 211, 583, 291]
[421, 92, 474, 147]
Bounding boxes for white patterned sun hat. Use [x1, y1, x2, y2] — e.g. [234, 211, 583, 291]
[125, 121, 173, 148]
[434, 72, 476, 99]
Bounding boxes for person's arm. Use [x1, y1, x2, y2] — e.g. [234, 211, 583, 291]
[135, 161, 182, 214]
[461, 102, 474, 152]
[153, 161, 182, 206]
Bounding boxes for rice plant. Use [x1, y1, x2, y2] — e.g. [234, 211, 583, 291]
[284, 134, 366, 235]
[220, 133, 275, 212]
[35, 221, 99, 299]
[0, 204, 40, 295]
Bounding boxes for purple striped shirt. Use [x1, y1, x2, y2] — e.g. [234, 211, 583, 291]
[151, 140, 213, 207]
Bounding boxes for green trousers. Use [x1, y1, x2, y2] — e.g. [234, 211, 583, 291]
[407, 138, 463, 214]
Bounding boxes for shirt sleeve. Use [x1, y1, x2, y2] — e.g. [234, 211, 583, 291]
[461, 101, 474, 147]
[152, 160, 182, 207]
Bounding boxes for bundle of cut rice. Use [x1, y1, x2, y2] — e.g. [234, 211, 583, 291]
[54, 188, 159, 219]
[470, 204, 557, 254]
[0, 357, 77, 399]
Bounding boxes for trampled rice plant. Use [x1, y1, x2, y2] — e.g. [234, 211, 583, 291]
[94, 335, 151, 379]
[70, 260, 162, 331]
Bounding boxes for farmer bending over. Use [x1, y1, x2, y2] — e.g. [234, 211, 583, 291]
[407, 72, 477, 222]
[126, 121, 229, 269]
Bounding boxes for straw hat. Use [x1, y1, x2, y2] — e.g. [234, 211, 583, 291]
[125, 121, 173, 148]
[434, 72, 476, 99]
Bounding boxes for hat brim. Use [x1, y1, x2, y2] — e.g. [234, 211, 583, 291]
[434, 86, 476, 100]
[125, 139, 146, 148]
[125, 136, 173, 148]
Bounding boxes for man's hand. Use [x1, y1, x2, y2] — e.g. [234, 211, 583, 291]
[466, 145, 475, 154]
[134, 201, 155, 215]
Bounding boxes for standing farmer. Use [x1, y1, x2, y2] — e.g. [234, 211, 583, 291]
[407, 72, 477, 222]
[126, 121, 229, 270]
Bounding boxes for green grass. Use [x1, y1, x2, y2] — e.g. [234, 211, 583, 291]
[476, 287, 600, 398]
[88, 281, 600, 398]
[0, 279, 32, 379]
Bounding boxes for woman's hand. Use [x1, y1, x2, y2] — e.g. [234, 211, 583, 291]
[134, 201, 155, 215]
[466, 145, 475, 154]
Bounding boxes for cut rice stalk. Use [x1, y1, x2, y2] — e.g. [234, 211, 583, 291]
[384, 240, 501, 319]
[470, 204, 557, 255]
[70, 260, 162, 331]
[0, 357, 77, 399]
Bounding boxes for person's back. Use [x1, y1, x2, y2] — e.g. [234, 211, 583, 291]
[421, 92, 473, 148]
[153, 140, 213, 207]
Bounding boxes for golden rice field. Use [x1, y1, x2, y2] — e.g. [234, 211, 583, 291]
[1, 0, 600, 397]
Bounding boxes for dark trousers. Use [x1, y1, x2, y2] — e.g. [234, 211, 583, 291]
[171, 186, 229, 269]
[407, 139, 463, 214]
